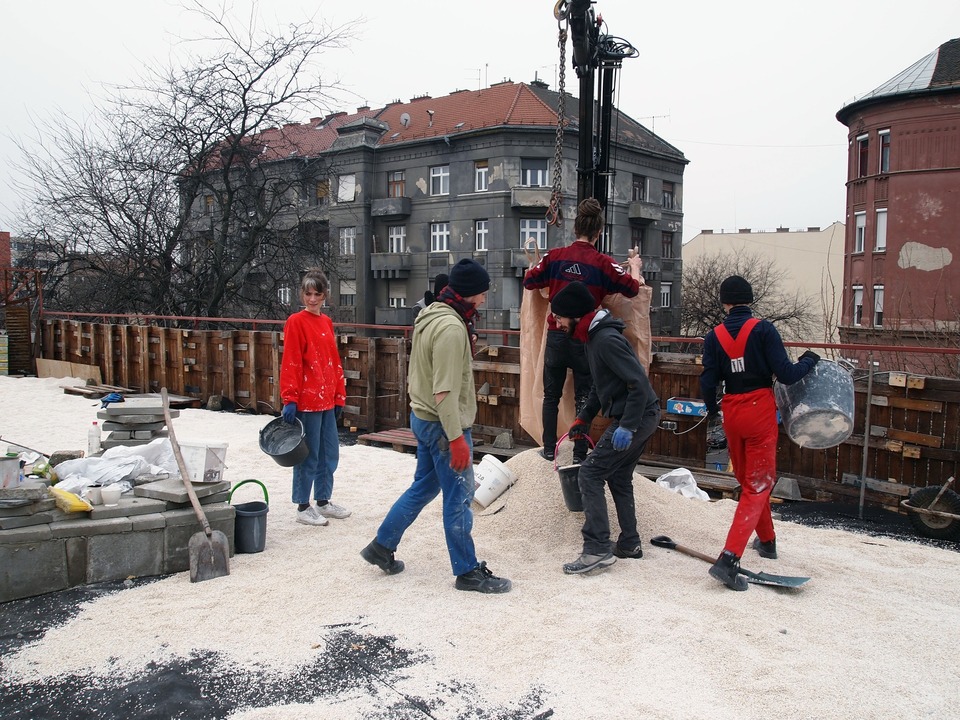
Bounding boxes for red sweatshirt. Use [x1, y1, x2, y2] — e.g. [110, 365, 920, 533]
[523, 240, 640, 330]
[279, 310, 346, 412]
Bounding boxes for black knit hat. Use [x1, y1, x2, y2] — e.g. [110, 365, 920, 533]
[448, 259, 490, 296]
[720, 275, 753, 305]
[551, 281, 596, 318]
[433, 273, 449, 298]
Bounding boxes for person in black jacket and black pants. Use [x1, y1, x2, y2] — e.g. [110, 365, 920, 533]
[550, 281, 660, 575]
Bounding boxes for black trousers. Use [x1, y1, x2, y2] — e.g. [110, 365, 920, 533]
[542, 330, 591, 456]
[577, 408, 660, 555]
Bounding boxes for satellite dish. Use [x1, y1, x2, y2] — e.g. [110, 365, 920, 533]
[400, 112, 411, 128]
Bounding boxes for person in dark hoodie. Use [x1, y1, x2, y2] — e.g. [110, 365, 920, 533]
[413, 273, 449, 316]
[551, 281, 660, 575]
[700, 275, 819, 591]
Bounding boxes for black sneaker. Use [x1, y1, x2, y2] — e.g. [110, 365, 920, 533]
[563, 552, 616, 574]
[455, 561, 512, 593]
[573, 452, 587, 465]
[752, 537, 778, 559]
[613, 544, 643, 559]
[708, 550, 748, 591]
[539, 448, 555, 462]
[360, 540, 405, 575]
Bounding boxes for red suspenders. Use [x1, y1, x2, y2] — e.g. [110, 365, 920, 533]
[714, 318, 760, 373]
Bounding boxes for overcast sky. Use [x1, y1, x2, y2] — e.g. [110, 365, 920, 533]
[2, 0, 958, 243]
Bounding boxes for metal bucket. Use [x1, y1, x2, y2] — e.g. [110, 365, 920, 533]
[259, 417, 309, 467]
[774, 359, 855, 450]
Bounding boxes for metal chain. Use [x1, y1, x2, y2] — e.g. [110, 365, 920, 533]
[546, 27, 567, 228]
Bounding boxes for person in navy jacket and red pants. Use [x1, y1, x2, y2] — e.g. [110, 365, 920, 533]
[700, 275, 819, 590]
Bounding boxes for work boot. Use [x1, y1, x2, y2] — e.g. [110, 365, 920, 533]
[708, 550, 749, 591]
[360, 540, 405, 575]
[752, 537, 778, 559]
[455, 561, 512, 593]
[613, 543, 643, 559]
[539, 447, 555, 462]
[563, 552, 616, 574]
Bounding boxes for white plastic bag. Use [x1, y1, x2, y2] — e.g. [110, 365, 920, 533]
[655, 468, 710, 502]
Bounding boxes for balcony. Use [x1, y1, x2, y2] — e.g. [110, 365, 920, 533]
[510, 186, 552, 208]
[375, 306, 415, 326]
[371, 196, 412, 218]
[371, 252, 413, 279]
[336, 255, 357, 280]
[627, 201, 661, 224]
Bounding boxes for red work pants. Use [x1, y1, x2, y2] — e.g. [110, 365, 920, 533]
[721, 388, 778, 557]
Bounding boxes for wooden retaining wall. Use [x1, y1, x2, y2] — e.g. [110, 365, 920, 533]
[40, 319, 960, 509]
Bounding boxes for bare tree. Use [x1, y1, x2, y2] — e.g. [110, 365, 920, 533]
[680, 249, 819, 342]
[12, 2, 353, 321]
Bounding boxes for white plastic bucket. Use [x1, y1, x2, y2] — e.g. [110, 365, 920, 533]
[473, 455, 518, 508]
[179, 441, 229, 483]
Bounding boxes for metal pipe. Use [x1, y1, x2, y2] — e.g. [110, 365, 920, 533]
[858, 352, 874, 519]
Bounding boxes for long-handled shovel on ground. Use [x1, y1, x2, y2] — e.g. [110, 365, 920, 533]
[161, 388, 230, 583]
[650, 535, 809, 588]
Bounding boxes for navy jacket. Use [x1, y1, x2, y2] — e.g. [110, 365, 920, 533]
[577, 311, 659, 433]
[699, 305, 816, 415]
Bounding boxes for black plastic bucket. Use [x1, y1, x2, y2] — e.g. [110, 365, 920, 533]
[230, 479, 269, 554]
[259, 417, 309, 467]
[558, 464, 584, 512]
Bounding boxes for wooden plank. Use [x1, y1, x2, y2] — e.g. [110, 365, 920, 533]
[870, 395, 943, 413]
[841, 472, 911, 497]
[472, 360, 520, 374]
[366, 337, 376, 432]
[886, 428, 943, 448]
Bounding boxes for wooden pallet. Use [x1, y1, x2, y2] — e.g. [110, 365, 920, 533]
[357, 427, 536, 462]
[62, 383, 134, 399]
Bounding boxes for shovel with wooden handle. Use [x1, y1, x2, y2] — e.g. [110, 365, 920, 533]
[161, 388, 230, 583]
[650, 535, 809, 588]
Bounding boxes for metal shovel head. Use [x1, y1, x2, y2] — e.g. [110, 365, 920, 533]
[188, 529, 231, 583]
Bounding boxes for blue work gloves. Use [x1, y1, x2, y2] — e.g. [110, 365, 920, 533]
[334, 406, 343, 422]
[612, 426, 634, 451]
[281, 402, 297, 423]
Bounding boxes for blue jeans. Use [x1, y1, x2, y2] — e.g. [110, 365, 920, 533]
[291, 409, 340, 504]
[375, 413, 478, 576]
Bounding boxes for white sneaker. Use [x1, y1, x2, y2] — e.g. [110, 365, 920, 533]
[316, 501, 351, 519]
[296, 506, 328, 526]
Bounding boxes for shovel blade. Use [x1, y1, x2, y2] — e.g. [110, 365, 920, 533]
[742, 569, 810, 588]
[188, 530, 231, 583]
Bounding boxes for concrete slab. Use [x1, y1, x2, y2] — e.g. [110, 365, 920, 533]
[101, 420, 165, 432]
[0, 498, 56, 517]
[0, 512, 56, 530]
[131, 513, 166, 531]
[0, 538, 69, 602]
[89, 496, 167, 520]
[774, 476, 803, 500]
[97, 411, 171, 423]
[162, 505, 235, 573]
[50, 517, 132, 539]
[135, 478, 230, 503]
[86, 530, 164, 583]
[0, 524, 54, 545]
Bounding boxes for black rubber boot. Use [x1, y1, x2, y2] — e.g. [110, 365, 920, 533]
[709, 550, 749, 591]
[752, 537, 778, 559]
[360, 540, 405, 575]
[613, 543, 643, 559]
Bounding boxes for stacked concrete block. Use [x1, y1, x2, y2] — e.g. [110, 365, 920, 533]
[99, 397, 176, 449]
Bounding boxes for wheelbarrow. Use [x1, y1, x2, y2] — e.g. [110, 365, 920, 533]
[900, 476, 960, 541]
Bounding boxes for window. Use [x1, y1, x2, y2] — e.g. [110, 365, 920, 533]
[475, 160, 488, 192]
[857, 135, 869, 178]
[203, 195, 214, 215]
[339, 280, 356, 306]
[854, 212, 866, 253]
[388, 225, 406, 253]
[520, 158, 548, 187]
[312, 180, 330, 207]
[661, 231, 675, 259]
[660, 282, 672, 308]
[339, 226, 356, 255]
[597, 224, 612, 255]
[662, 181, 675, 210]
[387, 170, 405, 198]
[475, 220, 489, 251]
[875, 209, 887, 252]
[337, 174, 356, 202]
[388, 282, 406, 308]
[873, 285, 884, 327]
[430, 222, 450, 252]
[852, 285, 864, 326]
[430, 165, 449, 196]
[631, 226, 644, 255]
[632, 175, 647, 202]
[520, 218, 547, 250]
[277, 287, 292, 305]
[879, 130, 890, 174]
